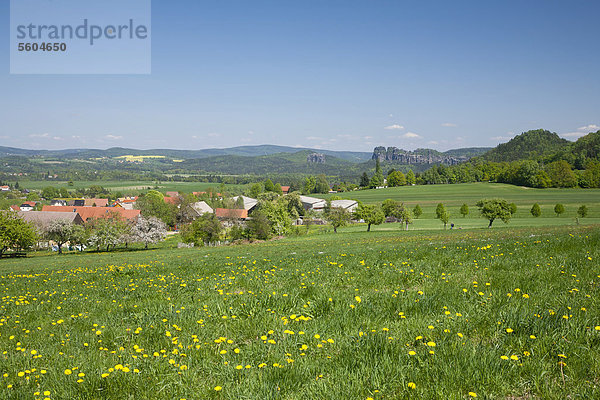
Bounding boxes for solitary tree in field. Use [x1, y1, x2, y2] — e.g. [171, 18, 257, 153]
[460, 203, 469, 218]
[476, 198, 512, 228]
[354, 204, 385, 232]
[577, 205, 588, 218]
[554, 203, 565, 217]
[509, 203, 517, 215]
[327, 207, 350, 233]
[413, 204, 423, 219]
[531, 203, 541, 217]
[435, 203, 450, 229]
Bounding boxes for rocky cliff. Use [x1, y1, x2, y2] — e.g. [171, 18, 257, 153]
[372, 147, 467, 165]
[307, 153, 326, 163]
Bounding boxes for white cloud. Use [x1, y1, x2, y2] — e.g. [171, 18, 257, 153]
[29, 133, 49, 138]
[562, 132, 586, 138]
[207, 132, 220, 138]
[105, 134, 123, 140]
[52, 136, 63, 141]
[336, 134, 354, 139]
[363, 136, 373, 140]
[490, 132, 516, 142]
[384, 124, 404, 130]
[441, 122, 458, 127]
[577, 124, 599, 132]
[306, 136, 323, 141]
[428, 140, 439, 145]
[402, 132, 422, 139]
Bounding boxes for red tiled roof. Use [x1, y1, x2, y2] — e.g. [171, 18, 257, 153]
[41, 206, 141, 222]
[165, 191, 179, 198]
[280, 186, 290, 193]
[164, 197, 179, 204]
[10, 205, 20, 211]
[215, 208, 248, 219]
[22, 201, 37, 207]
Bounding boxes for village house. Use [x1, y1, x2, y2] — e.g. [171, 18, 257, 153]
[331, 199, 359, 213]
[299, 195, 327, 212]
[18, 211, 84, 230]
[42, 206, 141, 223]
[231, 195, 258, 213]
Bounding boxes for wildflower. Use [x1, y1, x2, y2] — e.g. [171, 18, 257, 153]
[506, 328, 513, 333]
[214, 386, 222, 391]
[408, 382, 416, 389]
[408, 350, 416, 356]
[64, 369, 72, 375]
[468, 392, 477, 398]
[355, 296, 361, 303]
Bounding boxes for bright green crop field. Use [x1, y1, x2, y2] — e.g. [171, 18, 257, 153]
[1, 225, 599, 399]
[319, 183, 600, 220]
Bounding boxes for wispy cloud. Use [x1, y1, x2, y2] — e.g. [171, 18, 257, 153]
[577, 124, 599, 132]
[105, 134, 123, 140]
[207, 132, 221, 138]
[562, 132, 584, 138]
[384, 124, 404, 130]
[441, 122, 458, 127]
[29, 133, 50, 138]
[561, 124, 598, 139]
[490, 132, 516, 141]
[402, 132, 422, 139]
[52, 136, 63, 141]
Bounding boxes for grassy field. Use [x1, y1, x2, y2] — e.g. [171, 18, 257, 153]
[19, 181, 243, 195]
[318, 183, 600, 220]
[1, 225, 599, 399]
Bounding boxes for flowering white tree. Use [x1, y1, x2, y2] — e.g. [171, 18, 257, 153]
[131, 216, 167, 249]
[45, 220, 84, 254]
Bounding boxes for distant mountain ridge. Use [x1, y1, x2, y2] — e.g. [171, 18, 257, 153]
[0, 144, 373, 163]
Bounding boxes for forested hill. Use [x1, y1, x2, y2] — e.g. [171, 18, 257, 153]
[480, 129, 569, 162]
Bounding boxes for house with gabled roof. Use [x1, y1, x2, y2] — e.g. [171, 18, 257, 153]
[231, 195, 258, 212]
[299, 195, 327, 211]
[18, 211, 84, 229]
[331, 199, 359, 213]
[215, 208, 248, 220]
[42, 206, 140, 223]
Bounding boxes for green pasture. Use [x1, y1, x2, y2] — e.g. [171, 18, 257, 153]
[1, 225, 599, 399]
[318, 183, 600, 219]
[19, 181, 243, 195]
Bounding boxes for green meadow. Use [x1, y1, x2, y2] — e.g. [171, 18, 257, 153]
[19, 181, 243, 194]
[319, 183, 600, 220]
[1, 224, 599, 399]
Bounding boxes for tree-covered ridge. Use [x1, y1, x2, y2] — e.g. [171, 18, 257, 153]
[481, 129, 570, 162]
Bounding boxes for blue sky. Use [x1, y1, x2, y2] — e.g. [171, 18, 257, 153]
[1, 0, 599, 151]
